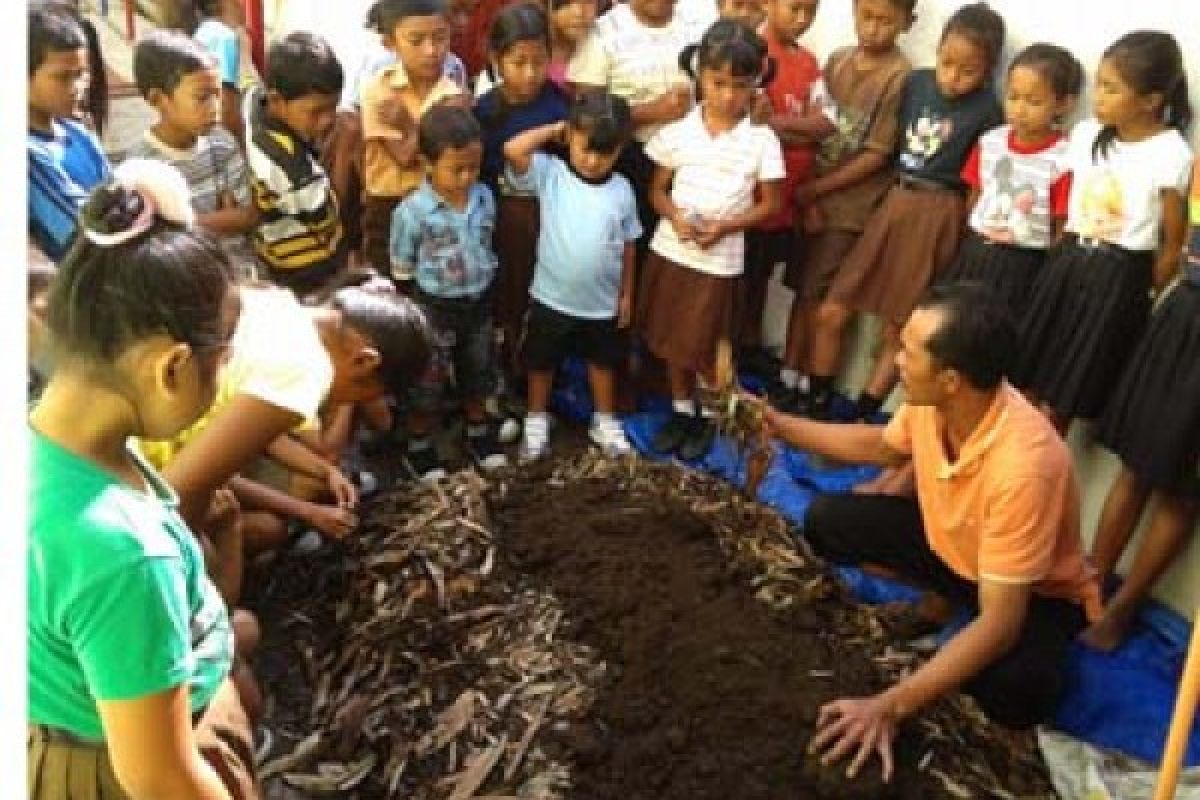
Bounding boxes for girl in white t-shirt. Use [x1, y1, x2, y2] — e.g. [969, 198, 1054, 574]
[637, 20, 784, 461]
[1012, 31, 1193, 434]
[567, 0, 704, 255]
[940, 43, 1082, 318]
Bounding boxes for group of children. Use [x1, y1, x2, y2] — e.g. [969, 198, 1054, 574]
[23, 0, 1200, 794]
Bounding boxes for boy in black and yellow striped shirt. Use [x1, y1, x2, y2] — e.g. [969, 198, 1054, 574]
[245, 32, 345, 296]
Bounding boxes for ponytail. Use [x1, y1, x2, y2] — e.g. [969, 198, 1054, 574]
[678, 42, 700, 82]
[1165, 77, 1193, 136]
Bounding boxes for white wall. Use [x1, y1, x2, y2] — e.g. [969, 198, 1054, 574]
[269, 0, 1200, 617]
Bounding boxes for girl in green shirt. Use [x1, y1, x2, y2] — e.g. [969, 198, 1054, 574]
[28, 159, 255, 799]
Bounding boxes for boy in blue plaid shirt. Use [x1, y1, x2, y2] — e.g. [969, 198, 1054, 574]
[391, 105, 506, 480]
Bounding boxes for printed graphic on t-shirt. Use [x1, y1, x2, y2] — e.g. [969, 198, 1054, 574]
[419, 225, 470, 287]
[818, 104, 870, 170]
[1076, 169, 1125, 242]
[978, 156, 1039, 244]
[899, 110, 954, 172]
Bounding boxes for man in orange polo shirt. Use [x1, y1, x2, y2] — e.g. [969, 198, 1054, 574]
[759, 283, 1101, 783]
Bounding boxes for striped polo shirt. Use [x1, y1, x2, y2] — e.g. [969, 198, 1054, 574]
[244, 86, 344, 273]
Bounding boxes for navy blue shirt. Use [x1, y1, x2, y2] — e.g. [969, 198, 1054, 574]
[475, 82, 570, 193]
[895, 69, 1002, 190]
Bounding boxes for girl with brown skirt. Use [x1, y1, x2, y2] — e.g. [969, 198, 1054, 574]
[806, 3, 1004, 421]
[28, 163, 259, 799]
[637, 21, 783, 461]
[475, 4, 571, 378]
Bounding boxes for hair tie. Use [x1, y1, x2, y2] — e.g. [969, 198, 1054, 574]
[83, 158, 195, 248]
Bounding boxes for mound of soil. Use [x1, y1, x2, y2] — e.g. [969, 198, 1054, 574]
[489, 460, 1051, 799]
[248, 452, 1055, 799]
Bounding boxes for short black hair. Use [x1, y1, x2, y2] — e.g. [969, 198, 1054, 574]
[1008, 43, 1082, 102]
[29, 3, 87, 77]
[47, 183, 233, 364]
[418, 104, 482, 161]
[134, 30, 217, 97]
[569, 88, 632, 154]
[372, 0, 449, 35]
[915, 282, 1016, 390]
[329, 287, 435, 398]
[940, 2, 1005, 74]
[266, 32, 344, 100]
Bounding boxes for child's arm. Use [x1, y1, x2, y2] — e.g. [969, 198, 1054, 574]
[164, 394, 306, 527]
[618, 241, 637, 328]
[389, 199, 420, 283]
[793, 150, 890, 209]
[1154, 187, 1188, 291]
[264, 433, 357, 509]
[197, 200, 260, 236]
[649, 165, 698, 243]
[631, 88, 691, 129]
[228, 475, 357, 539]
[503, 121, 568, 175]
[694, 180, 781, 248]
[221, 88, 246, 147]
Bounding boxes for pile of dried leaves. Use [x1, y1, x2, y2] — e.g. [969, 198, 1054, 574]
[249, 452, 1056, 799]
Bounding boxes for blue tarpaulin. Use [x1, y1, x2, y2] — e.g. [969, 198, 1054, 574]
[550, 358, 1199, 764]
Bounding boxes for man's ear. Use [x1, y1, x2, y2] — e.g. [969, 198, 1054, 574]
[145, 87, 168, 110]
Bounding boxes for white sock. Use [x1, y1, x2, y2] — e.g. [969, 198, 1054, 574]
[525, 411, 549, 431]
[780, 368, 800, 389]
[592, 411, 617, 427]
[673, 399, 696, 416]
[797, 375, 811, 392]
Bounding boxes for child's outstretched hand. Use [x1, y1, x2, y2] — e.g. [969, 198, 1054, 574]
[325, 464, 358, 509]
[304, 503, 358, 540]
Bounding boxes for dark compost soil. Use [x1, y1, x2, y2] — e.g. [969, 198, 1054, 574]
[248, 452, 1056, 799]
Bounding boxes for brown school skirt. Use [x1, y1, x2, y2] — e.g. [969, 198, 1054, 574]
[826, 184, 965, 325]
[493, 194, 540, 345]
[362, 194, 401, 273]
[637, 251, 738, 374]
[784, 228, 861, 302]
[28, 679, 259, 800]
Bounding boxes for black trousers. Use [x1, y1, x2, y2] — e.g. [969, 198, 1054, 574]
[804, 493, 1086, 729]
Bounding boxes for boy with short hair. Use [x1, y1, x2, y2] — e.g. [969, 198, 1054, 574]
[361, 0, 468, 272]
[28, 4, 110, 262]
[503, 90, 642, 461]
[129, 30, 260, 281]
[391, 105, 507, 480]
[245, 31, 346, 296]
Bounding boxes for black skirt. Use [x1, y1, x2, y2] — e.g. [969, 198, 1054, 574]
[1097, 280, 1200, 495]
[938, 230, 1046, 318]
[1010, 237, 1153, 420]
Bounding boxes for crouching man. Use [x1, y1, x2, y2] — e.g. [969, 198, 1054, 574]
[758, 283, 1102, 781]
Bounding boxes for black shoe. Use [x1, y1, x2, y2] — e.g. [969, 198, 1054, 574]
[466, 425, 509, 471]
[806, 391, 833, 422]
[404, 443, 447, 482]
[766, 379, 799, 411]
[652, 412, 693, 454]
[678, 416, 716, 461]
[738, 347, 780, 380]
